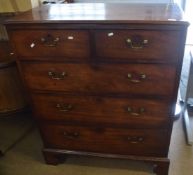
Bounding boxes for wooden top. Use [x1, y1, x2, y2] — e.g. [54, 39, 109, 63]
[5, 3, 189, 25]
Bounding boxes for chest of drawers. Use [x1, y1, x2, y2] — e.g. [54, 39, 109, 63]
[5, 3, 189, 175]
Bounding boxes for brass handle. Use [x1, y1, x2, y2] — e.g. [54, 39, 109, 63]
[41, 34, 60, 47]
[127, 73, 146, 83]
[127, 107, 145, 116]
[127, 136, 144, 144]
[126, 36, 148, 49]
[56, 104, 73, 112]
[63, 131, 79, 139]
[48, 71, 67, 80]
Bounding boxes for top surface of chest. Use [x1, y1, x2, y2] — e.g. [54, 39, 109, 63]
[5, 3, 188, 25]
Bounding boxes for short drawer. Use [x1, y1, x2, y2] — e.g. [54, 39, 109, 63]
[31, 93, 171, 128]
[10, 30, 90, 59]
[40, 124, 169, 157]
[21, 62, 176, 96]
[95, 30, 181, 62]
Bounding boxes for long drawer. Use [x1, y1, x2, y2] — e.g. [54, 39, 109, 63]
[40, 124, 169, 157]
[31, 93, 171, 128]
[10, 30, 90, 59]
[21, 62, 176, 96]
[95, 30, 181, 62]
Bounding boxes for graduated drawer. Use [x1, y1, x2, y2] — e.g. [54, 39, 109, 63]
[10, 30, 89, 59]
[40, 124, 169, 157]
[21, 62, 176, 96]
[95, 30, 181, 62]
[31, 93, 171, 128]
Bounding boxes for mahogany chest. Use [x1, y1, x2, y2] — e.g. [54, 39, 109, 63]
[5, 3, 189, 175]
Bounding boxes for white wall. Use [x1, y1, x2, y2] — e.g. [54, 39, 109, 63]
[174, 0, 185, 9]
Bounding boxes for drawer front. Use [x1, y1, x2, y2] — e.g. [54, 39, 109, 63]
[10, 30, 90, 59]
[40, 124, 169, 157]
[21, 62, 176, 96]
[32, 93, 171, 128]
[95, 30, 181, 61]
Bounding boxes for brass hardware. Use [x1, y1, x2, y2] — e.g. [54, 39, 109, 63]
[41, 34, 60, 47]
[127, 73, 132, 78]
[48, 71, 66, 80]
[127, 73, 146, 83]
[126, 35, 148, 49]
[63, 131, 79, 139]
[127, 107, 145, 116]
[56, 103, 73, 112]
[140, 74, 146, 79]
[127, 136, 144, 143]
[127, 107, 132, 112]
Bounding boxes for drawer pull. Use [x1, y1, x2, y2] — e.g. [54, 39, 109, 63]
[127, 136, 144, 143]
[127, 73, 146, 83]
[41, 34, 60, 47]
[127, 107, 145, 116]
[63, 131, 79, 139]
[56, 104, 73, 112]
[126, 36, 148, 49]
[48, 71, 67, 80]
